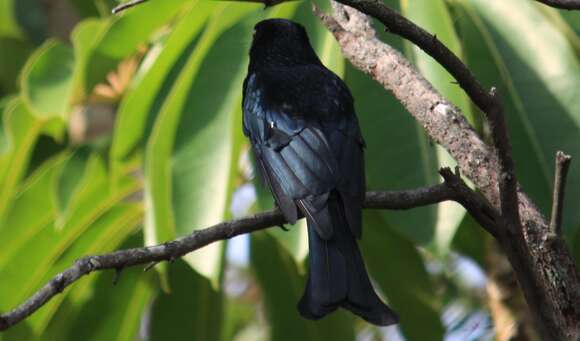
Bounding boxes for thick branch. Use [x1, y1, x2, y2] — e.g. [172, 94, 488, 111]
[1, 183, 495, 332]
[317, 4, 580, 339]
[534, 0, 580, 9]
[549, 151, 572, 235]
[329, 0, 520, 228]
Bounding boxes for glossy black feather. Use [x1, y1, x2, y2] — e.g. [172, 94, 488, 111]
[243, 18, 399, 326]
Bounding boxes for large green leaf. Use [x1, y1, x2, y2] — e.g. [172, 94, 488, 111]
[26, 203, 143, 335]
[149, 259, 224, 341]
[20, 40, 75, 119]
[144, 4, 259, 284]
[0, 154, 64, 266]
[81, 0, 190, 97]
[362, 212, 444, 340]
[0, 0, 22, 38]
[251, 232, 355, 341]
[459, 0, 580, 237]
[0, 154, 140, 313]
[110, 2, 215, 163]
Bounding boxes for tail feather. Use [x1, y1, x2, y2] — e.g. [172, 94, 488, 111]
[297, 194, 399, 326]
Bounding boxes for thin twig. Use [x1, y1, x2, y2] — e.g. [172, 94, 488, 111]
[439, 167, 499, 236]
[549, 151, 572, 235]
[534, 0, 580, 10]
[112, 0, 149, 14]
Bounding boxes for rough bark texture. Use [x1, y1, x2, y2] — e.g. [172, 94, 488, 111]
[319, 3, 580, 339]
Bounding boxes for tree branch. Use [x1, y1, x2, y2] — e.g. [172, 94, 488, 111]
[316, 3, 580, 339]
[549, 151, 572, 236]
[332, 0, 521, 230]
[534, 0, 580, 10]
[1, 181, 497, 332]
[112, 0, 149, 14]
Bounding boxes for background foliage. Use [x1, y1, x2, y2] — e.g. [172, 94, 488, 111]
[0, 0, 578, 339]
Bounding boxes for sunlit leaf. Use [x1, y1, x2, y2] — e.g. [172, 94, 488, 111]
[111, 2, 215, 163]
[0, 0, 23, 38]
[144, 3, 258, 284]
[0, 98, 43, 218]
[27, 203, 143, 334]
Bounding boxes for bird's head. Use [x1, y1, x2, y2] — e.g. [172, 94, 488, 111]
[249, 19, 321, 70]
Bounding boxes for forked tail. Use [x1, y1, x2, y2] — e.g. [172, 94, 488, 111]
[297, 195, 399, 326]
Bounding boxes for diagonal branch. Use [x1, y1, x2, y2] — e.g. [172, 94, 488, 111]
[534, 0, 580, 9]
[0, 181, 497, 332]
[316, 3, 580, 339]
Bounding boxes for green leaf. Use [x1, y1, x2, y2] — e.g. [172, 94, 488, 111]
[362, 212, 444, 341]
[149, 259, 224, 341]
[0, 0, 23, 38]
[144, 3, 259, 284]
[27, 203, 144, 335]
[63, 236, 155, 341]
[0, 178, 140, 312]
[111, 1, 215, 162]
[20, 40, 75, 119]
[81, 0, 190, 96]
[460, 0, 580, 236]
[534, 6, 580, 55]
[58, 155, 141, 231]
[70, 18, 110, 100]
[0, 154, 64, 266]
[401, 0, 470, 254]
[251, 232, 355, 341]
[96, 0, 189, 60]
[0, 98, 43, 218]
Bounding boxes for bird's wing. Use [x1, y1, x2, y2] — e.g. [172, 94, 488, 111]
[243, 73, 365, 239]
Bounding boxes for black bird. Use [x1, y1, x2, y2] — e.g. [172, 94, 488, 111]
[242, 18, 399, 326]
